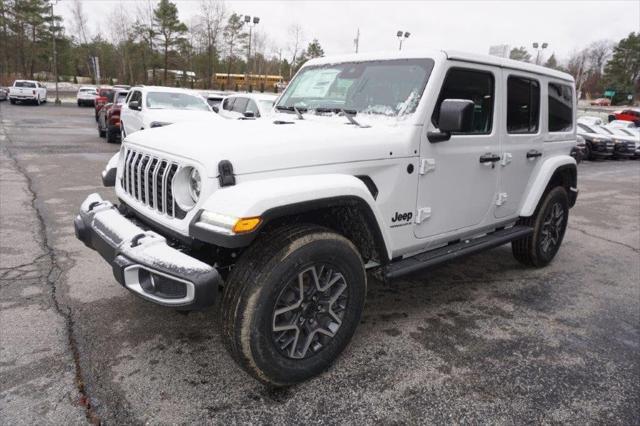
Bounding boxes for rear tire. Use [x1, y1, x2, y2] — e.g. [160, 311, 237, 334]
[512, 186, 569, 267]
[10, 99, 16, 105]
[221, 225, 366, 386]
[106, 125, 119, 143]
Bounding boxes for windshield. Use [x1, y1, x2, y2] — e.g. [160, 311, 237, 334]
[146, 92, 210, 111]
[276, 58, 434, 117]
[598, 126, 614, 135]
[80, 88, 96, 93]
[15, 81, 36, 88]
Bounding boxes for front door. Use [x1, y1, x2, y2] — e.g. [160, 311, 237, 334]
[124, 90, 143, 134]
[415, 64, 501, 239]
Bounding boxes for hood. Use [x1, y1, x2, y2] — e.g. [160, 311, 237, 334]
[143, 109, 219, 125]
[125, 114, 416, 177]
[578, 131, 611, 141]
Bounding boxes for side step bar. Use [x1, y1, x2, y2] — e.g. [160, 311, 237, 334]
[384, 225, 533, 280]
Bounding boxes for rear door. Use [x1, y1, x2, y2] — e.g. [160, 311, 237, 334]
[494, 73, 543, 218]
[415, 64, 501, 239]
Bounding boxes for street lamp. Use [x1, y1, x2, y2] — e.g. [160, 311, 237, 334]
[532, 42, 548, 65]
[244, 15, 260, 91]
[397, 30, 410, 51]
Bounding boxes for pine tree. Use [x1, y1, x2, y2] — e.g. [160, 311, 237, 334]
[306, 39, 324, 58]
[153, 0, 187, 84]
[509, 46, 531, 63]
[604, 32, 640, 104]
[544, 53, 558, 69]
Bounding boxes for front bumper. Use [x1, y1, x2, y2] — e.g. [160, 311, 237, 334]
[614, 143, 637, 157]
[74, 193, 220, 309]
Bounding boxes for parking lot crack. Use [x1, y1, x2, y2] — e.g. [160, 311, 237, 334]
[568, 225, 639, 253]
[2, 138, 101, 424]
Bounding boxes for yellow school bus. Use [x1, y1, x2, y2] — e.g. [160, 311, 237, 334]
[214, 73, 284, 91]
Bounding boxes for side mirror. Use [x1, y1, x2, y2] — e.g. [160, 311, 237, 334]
[129, 100, 141, 111]
[212, 105, 219, 113]
[243, 111, 256, 118]
[428, 99, 475, 143]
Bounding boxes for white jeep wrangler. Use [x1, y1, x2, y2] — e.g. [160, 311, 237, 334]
[75, 50, 578, 386]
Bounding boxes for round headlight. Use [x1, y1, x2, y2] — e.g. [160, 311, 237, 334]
[189, 168, 201, 202]
[172, 166, 201, 211]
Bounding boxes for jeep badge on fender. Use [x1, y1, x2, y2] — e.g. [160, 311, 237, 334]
[76, 49, 578, 386]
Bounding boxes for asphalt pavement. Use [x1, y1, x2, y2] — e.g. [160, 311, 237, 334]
[1, 102, 638, 425]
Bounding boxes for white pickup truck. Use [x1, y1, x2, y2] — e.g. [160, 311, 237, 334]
[9, 80, 47, 105]
[76, 49, 578, 386]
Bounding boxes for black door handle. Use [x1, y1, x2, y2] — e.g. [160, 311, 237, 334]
[479, 153, 501, 163]
[526, 149, 542, 158]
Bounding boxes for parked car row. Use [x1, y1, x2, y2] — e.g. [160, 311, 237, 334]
[76, 85, 278, 143]
[576, 116, 640, 160]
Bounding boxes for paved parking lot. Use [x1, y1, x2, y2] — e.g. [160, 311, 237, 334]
[1, 102, 638, 424]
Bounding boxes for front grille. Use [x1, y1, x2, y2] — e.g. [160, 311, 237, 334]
[122, 148, 181, 218]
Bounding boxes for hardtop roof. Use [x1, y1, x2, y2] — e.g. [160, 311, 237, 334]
[304, 49, 574, 83]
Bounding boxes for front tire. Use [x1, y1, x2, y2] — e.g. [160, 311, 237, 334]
[221, 225, 366, 386]
[585, 143, 592, 161]
[512, 186, 569, 267]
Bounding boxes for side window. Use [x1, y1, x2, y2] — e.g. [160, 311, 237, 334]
[507, 76, 540, 134]
[548, 83, 573, 132]
[222, 98, 234, 111]
[246, 100, 260, 117]
[232, 97, 249, 113]
[432, 68, 494, 134]
[129, 91, 142, 106]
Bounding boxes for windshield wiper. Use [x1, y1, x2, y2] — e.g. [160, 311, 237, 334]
[275, 105, 306, 120]
[341, 109, 370, 128]
[314, 107, 357, 115]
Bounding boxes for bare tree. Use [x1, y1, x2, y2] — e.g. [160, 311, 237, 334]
[197, 0, 226, 88]
[69, 0, 89, 44]
[222, 12, 247, 84]
[567, 49, 589, 96]
[287, 24, 304, 78]
[134, 0, 157, 83]
[587, 40, 613, 76]
[107, 5, 135, 83]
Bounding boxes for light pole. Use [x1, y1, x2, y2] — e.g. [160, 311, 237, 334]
[50, 0, 60, 104]
[532, 42, 548, 65]
[397, 30, 410, 51]
[244, 15, 259, 92]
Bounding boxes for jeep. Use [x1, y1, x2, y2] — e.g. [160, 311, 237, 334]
[75, 50, 578, 386]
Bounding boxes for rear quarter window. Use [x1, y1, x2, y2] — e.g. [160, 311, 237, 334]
[548, 82, 573, 132]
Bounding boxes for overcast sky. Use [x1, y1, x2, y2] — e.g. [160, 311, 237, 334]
[55, 0, 639, 62]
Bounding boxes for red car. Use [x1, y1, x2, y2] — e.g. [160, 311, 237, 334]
[94, 87, 115, 121]
[590, 98, 611, 106]
[609, 108, 640, 126]
[97, 90, 128, 143]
